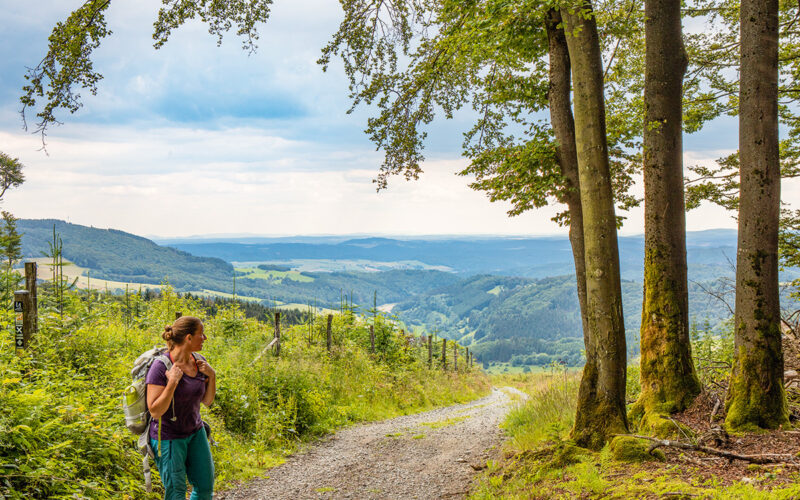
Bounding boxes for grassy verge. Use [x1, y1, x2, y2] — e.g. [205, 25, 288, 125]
[471, 372, 800, 499]
[0, 287, 489, 499]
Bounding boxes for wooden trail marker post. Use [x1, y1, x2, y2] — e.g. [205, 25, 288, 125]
[326, 314, 333, 352]
[13, 290, 32, 351]
[370, 325, 375, 354]
[465, 348, 470, 370]
[442, 338, 447, 370]
[24, 262, 38, 334]
[428, 335, 433, 368]
[453, 344, 458, 371]
[274, 312, 281, 357]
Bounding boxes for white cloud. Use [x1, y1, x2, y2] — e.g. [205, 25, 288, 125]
[1, 1, 796, 241]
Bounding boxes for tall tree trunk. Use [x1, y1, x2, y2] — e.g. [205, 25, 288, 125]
[545, 9, 589, 340]
[631, 0, 701, 435]
[562, 2, 629, 449]
[726, 0, 787, 431]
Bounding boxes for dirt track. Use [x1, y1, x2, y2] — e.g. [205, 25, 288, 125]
[218, 387, 525, 500]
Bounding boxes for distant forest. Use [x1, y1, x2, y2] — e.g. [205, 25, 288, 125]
[17, 219, 799, 367]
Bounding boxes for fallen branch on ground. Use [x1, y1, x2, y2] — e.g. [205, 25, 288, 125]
[709, 398, 721, 424]
[616, 435, 798, 464]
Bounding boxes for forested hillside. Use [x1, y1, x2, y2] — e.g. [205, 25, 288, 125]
[393, 274, 786, 366]
[18, 220, 460, 305]
[19, 219, 235, 291]
[164, 231, 749, 280]
[17, 219, 797, 368]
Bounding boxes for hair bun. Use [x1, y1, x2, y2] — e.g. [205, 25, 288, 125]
[162, 316, 203, 348]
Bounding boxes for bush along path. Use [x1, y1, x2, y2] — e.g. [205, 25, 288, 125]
[218, 387, 526, 500]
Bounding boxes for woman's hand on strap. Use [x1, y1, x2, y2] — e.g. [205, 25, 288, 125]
[197, 360, 215, 379]
[165, 364, 184, 385]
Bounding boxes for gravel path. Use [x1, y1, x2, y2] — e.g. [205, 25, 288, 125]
[218, 387, 526, 500]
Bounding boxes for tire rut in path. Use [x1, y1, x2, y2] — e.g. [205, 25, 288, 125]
[218, 387, 524, 500]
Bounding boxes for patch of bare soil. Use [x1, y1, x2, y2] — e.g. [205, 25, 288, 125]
[217, 388, 525, 500]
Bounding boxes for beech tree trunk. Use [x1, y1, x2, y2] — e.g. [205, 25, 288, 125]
[545, 9, 589, 339]
[726, 0, 788, 431]
[562, 2, 629, 449]
[631, 0, 701, 435]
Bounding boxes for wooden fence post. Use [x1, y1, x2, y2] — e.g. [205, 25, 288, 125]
[13, 290, 33, 351]
[465, 347, 469, 370]
[24, 262, 37, 333]
[274, 312, 281, 357]
[370, 325, 375, 354]
[442, 338, 447, 370]
[428, 335, 433, 368]
[454, 343, 458, 371]
[326, 314, 333, 352]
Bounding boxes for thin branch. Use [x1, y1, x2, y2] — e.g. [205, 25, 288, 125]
[617, 435, 798, 464]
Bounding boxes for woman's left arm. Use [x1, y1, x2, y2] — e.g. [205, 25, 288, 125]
[197, 360, 217, 407]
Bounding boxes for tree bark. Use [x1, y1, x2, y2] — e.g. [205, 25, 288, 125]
[562, 2, 629, 449]
[726, 0, 788, 431]
[631, 0, 701, 435]
[545, 9, 589, 342]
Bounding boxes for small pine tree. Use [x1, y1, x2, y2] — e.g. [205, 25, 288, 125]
[0, 211, 23, 305]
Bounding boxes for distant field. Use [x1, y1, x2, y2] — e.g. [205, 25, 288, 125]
[188, 289, 263, 302]
[484, 362, 582, 375]
[232, 259, 453, 273]
[276, 303, 337, 315]
[235, 266, 315, 283]
[27, 258, 163, 292]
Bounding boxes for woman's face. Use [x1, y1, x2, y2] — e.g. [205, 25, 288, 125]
[186, 324, 206, 352]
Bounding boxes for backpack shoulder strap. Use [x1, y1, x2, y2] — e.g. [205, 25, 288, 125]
[155, 354, 172, 371]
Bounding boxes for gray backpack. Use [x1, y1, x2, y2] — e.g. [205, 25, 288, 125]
[122, 346, 173, 492]
[122, 346, 207, 492]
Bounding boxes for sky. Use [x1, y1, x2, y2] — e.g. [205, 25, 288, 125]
[0, 0, 793, 238]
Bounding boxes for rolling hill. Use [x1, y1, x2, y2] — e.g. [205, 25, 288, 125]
[17, 219, 799, 367]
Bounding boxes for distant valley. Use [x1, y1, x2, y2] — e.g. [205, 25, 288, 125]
[18, 219, 799, 367]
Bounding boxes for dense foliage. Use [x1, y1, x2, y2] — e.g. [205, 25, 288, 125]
[0, 285, 489, 498]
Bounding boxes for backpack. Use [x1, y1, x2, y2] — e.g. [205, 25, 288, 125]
[122, 346, 208, 492]
[122, 346, 173, 493]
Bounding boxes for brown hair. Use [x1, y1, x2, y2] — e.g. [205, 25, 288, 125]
[162, 316, 203, 349]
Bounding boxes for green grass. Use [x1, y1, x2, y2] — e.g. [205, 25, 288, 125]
[0, 285, 490, 499]
[420, 416, 470, 429]
[470, 371, 800, 499]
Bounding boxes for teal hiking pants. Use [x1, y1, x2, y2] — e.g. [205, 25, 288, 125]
[150, 426, 214, 500]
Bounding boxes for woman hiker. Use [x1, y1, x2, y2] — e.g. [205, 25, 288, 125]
[146, 316, 217, 499]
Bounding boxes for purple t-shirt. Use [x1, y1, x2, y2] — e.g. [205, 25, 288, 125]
[146, 353, 207, 440]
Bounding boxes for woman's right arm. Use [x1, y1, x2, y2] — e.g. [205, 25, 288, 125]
[147, 365, 184, 419]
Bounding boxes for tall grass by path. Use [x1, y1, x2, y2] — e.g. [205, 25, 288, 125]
[0, 285, 489, 499]
[470, 329, 800, 499]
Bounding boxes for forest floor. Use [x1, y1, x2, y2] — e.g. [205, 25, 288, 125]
[217, 387, 524, 500]
[469, 371, 800, 499]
